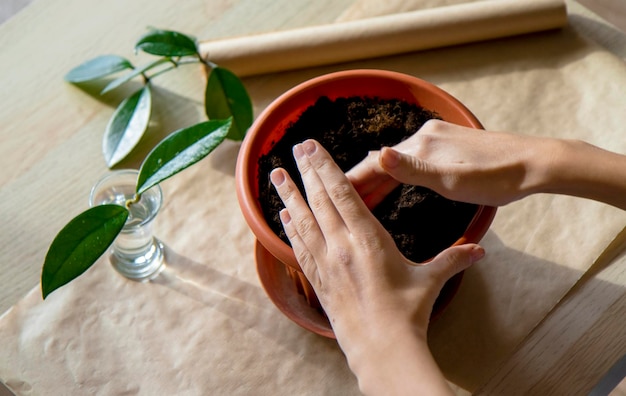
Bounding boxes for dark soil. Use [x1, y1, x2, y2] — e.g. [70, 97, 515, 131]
[257, 96, 478, 263]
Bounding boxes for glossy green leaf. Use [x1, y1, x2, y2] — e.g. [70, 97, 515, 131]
[103, 85, 152, 167]
[41, 205, 128, 299]
[205, 67, 253, 141]
[136, 118, 232, 195]
[65, 55, 133, 83]
[101, 58, 169, 95]
[135, 28, 198, 57]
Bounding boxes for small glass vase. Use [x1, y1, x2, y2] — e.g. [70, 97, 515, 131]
[89, 169, 164, 281]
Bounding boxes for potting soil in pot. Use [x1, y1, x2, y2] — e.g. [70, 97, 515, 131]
[257, 96, 478, 263]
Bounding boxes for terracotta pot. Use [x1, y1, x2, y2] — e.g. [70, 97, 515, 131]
[236, 69, 496, 338]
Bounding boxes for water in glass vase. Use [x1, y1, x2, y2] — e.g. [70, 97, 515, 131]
[89, 170, 165, 281]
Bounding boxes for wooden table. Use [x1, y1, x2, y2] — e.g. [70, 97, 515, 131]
[1, 0, 625, 394]
[481, 4, 626, 394]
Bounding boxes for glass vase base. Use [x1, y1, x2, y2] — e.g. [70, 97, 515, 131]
[109, 239, 165, 282]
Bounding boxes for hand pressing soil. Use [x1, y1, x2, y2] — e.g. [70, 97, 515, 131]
[257, 96, 478, 263]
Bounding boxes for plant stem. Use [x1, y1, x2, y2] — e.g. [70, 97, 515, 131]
[147, 57, 201, 80]
[125, 193, 141, 209]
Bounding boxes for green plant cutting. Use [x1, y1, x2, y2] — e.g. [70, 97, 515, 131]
[41, 28, 252, 299]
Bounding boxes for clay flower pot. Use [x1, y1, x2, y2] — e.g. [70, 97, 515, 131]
[236, 69, 496, 338]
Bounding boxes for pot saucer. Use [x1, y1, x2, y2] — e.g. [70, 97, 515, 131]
[255, 239, 464, 339]
[256, 240, 335, 338]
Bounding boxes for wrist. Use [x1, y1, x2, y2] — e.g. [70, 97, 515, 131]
[340, 323, 453, 396]
[522, 136, 571, 197]
[534, 138, 626, 209]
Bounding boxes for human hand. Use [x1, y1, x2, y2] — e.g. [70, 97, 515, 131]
[347, 119, 553, 208]
[270, 139, 485, 394]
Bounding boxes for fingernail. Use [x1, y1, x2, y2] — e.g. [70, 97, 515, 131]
[279, 208, 291, 224]
[270, 169, 286, 186]
[471, 245, 486, 261]
[302, 140, 317, 156]
[381, 147, 400, 168]
[293, 144, 305, 160]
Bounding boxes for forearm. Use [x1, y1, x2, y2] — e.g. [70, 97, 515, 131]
[531, 138, 626, 210]
[342, 326, 454, 396]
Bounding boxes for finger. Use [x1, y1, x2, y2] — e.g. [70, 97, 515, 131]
[270, 168, 326, 255]
[380, 147, 446, 190]
[300, 140, 379, 232]
[426, 244, 485, 287]
[361, 176, 401, 210]
[293, 142, 348, 235]
[345, 150, 392, 197]
[346, 150, 400, 210]
[278, 209, 321, 288]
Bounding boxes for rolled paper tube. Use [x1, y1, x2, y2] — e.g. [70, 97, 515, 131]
[198, 0, 568, 77]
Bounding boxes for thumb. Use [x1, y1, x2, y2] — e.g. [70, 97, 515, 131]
[427, 244, 485, 285]
[380, 147, 439, 187]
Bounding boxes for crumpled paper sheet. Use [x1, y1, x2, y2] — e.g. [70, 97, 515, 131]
[0, 142, 361, 395]
[2, 1, 626, 395]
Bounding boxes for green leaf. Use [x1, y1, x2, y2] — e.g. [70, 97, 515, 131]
[205, 67, 253, 141]
[65, 55, 134, 83]
[101, 58, 169, 95]
[135, 28, 198, 57]
[41, 205, 129, 299]
[103, 85, 152, 167]
[136, 118, 232, 195]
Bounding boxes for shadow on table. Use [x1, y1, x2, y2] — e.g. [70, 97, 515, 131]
[428, 230, 626, 394]
[150, 245, 340, 354]
[569, 13, 626, 60]
[241, 24, 593, 111]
